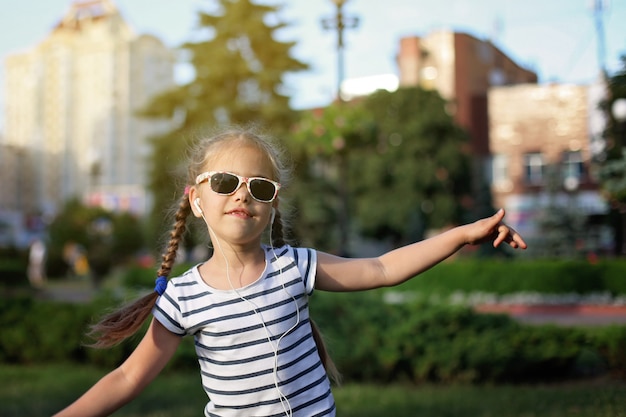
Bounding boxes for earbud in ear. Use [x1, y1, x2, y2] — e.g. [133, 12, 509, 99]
[270, 207, 276, 225]
[194, 198, 203, 214]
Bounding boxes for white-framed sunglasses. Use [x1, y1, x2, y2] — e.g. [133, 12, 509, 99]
[195, 171, 281, 203]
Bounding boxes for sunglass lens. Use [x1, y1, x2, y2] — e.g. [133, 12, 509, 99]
[249, 179, 276, 202]
[211, 173, 239, 194]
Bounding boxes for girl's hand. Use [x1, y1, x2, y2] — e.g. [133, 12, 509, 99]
[465, 209, 527, 249]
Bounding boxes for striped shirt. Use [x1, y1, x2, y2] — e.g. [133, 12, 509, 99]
[153, 245, 336, 417]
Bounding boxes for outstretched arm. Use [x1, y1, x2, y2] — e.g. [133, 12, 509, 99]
[53, 319, 181, 417]
[316, 209, 526, 292]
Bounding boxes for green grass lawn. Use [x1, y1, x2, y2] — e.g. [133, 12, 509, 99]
[2, 364, 626, 417]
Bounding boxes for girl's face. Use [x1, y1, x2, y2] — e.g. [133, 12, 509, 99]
[191, 144, 278, 248]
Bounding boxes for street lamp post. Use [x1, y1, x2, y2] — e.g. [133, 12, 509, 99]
[321, 0, 359, 101]
[321, 0, 359, 255]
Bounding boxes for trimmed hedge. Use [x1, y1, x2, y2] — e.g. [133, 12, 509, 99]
[394, 259, 626, 296]
[0, 258, 28, 287]
[309, 291, 618, 383]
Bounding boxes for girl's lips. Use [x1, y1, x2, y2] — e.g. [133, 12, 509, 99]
[226, 209, 252, 218]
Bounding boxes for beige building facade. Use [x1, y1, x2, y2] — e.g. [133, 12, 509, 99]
[1, 0, 174, 219]
[489, 83, 608, 244]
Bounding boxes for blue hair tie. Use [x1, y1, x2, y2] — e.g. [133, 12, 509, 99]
[155, 276, 168, 295]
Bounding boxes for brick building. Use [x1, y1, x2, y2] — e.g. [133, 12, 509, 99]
[489, 83, 608, 247]
[396, 30, 537, 162]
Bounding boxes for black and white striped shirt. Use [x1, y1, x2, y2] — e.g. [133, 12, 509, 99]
[153, 245, 336, 417]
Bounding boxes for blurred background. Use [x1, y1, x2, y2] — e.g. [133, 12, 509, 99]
[1, 1, 626, 415]
[1, 0, 625, 258]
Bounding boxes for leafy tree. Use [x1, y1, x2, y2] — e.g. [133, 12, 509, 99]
[352, 87, 473, 245]
[289, 87, 473, 251]
[599, 56, 626, 256]
[288, 102, 375, 251]
[139, 0, 308, 244]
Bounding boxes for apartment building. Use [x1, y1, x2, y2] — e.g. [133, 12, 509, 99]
[489, 82, 608, 244]
[2, 0, 174, 218]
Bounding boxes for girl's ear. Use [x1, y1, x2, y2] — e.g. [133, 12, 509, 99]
[189, 187, 202, 218]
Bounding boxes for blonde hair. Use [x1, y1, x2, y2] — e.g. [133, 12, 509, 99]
[87, 126, 340, 383]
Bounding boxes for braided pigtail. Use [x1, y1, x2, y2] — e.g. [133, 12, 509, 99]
[87, 195, 192, 348]
[270, 208, 286, 248]
[156, 196, 192, 279]
[310, 319, 342, 385]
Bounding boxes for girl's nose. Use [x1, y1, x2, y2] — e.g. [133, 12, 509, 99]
[232, 181, 250, 201]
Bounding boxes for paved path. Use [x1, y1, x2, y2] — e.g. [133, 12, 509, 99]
[476, 304, 626, 326]
[36, 280, 96, 303]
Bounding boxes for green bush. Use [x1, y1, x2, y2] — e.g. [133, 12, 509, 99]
[0, 258, 28, 287]
[0, 246, 28, 287]
[0, 295, 198, 370]
[588, 325, 626, 378]
[394, 259, 626, 296]
[310, 291, 622, 384]
[0, 297, 85, 363]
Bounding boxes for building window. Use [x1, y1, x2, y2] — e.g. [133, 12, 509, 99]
[524, 152, 545, 185]
[491, 154, 509, 184]
[561, 150, 584, 189]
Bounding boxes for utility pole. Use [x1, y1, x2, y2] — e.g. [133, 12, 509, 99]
[321, 0, 359, 255]
[592, 0, 608, 78]
[321, 0, 359, 102]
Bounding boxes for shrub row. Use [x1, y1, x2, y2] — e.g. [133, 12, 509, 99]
[310, 291, 626, 383]
[0, 295, 198, 370]
[396, 259, 626, 296]
[2, 292, 625, 383]
[0, 258, 28, 287]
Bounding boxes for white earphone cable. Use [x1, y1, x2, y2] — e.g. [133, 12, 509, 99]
[202, 211, 298, 417]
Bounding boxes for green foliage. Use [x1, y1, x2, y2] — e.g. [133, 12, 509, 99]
[286, 102, 375, 250]
[588, 325, 626, 378]
[353, 87, 472, 241]
[392, 259, 626, 296]
[0, 257, 28, 287]
[598, 57, 626, 255]
[0, 295, 197, 370]
[0, 296, 123, 365]
[311, 291, 623, 384]
[290, 102, 376, 156]
[287, 87, 473, 249]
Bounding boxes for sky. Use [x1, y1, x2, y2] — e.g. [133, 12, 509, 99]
[1, 0, 625, 132]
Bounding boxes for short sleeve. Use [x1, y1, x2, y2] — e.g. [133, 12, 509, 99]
[292, 247, 317, 296]
[152, 282, 186, 336]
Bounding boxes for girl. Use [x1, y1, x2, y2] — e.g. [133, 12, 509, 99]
[54, 127, 526, 417]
